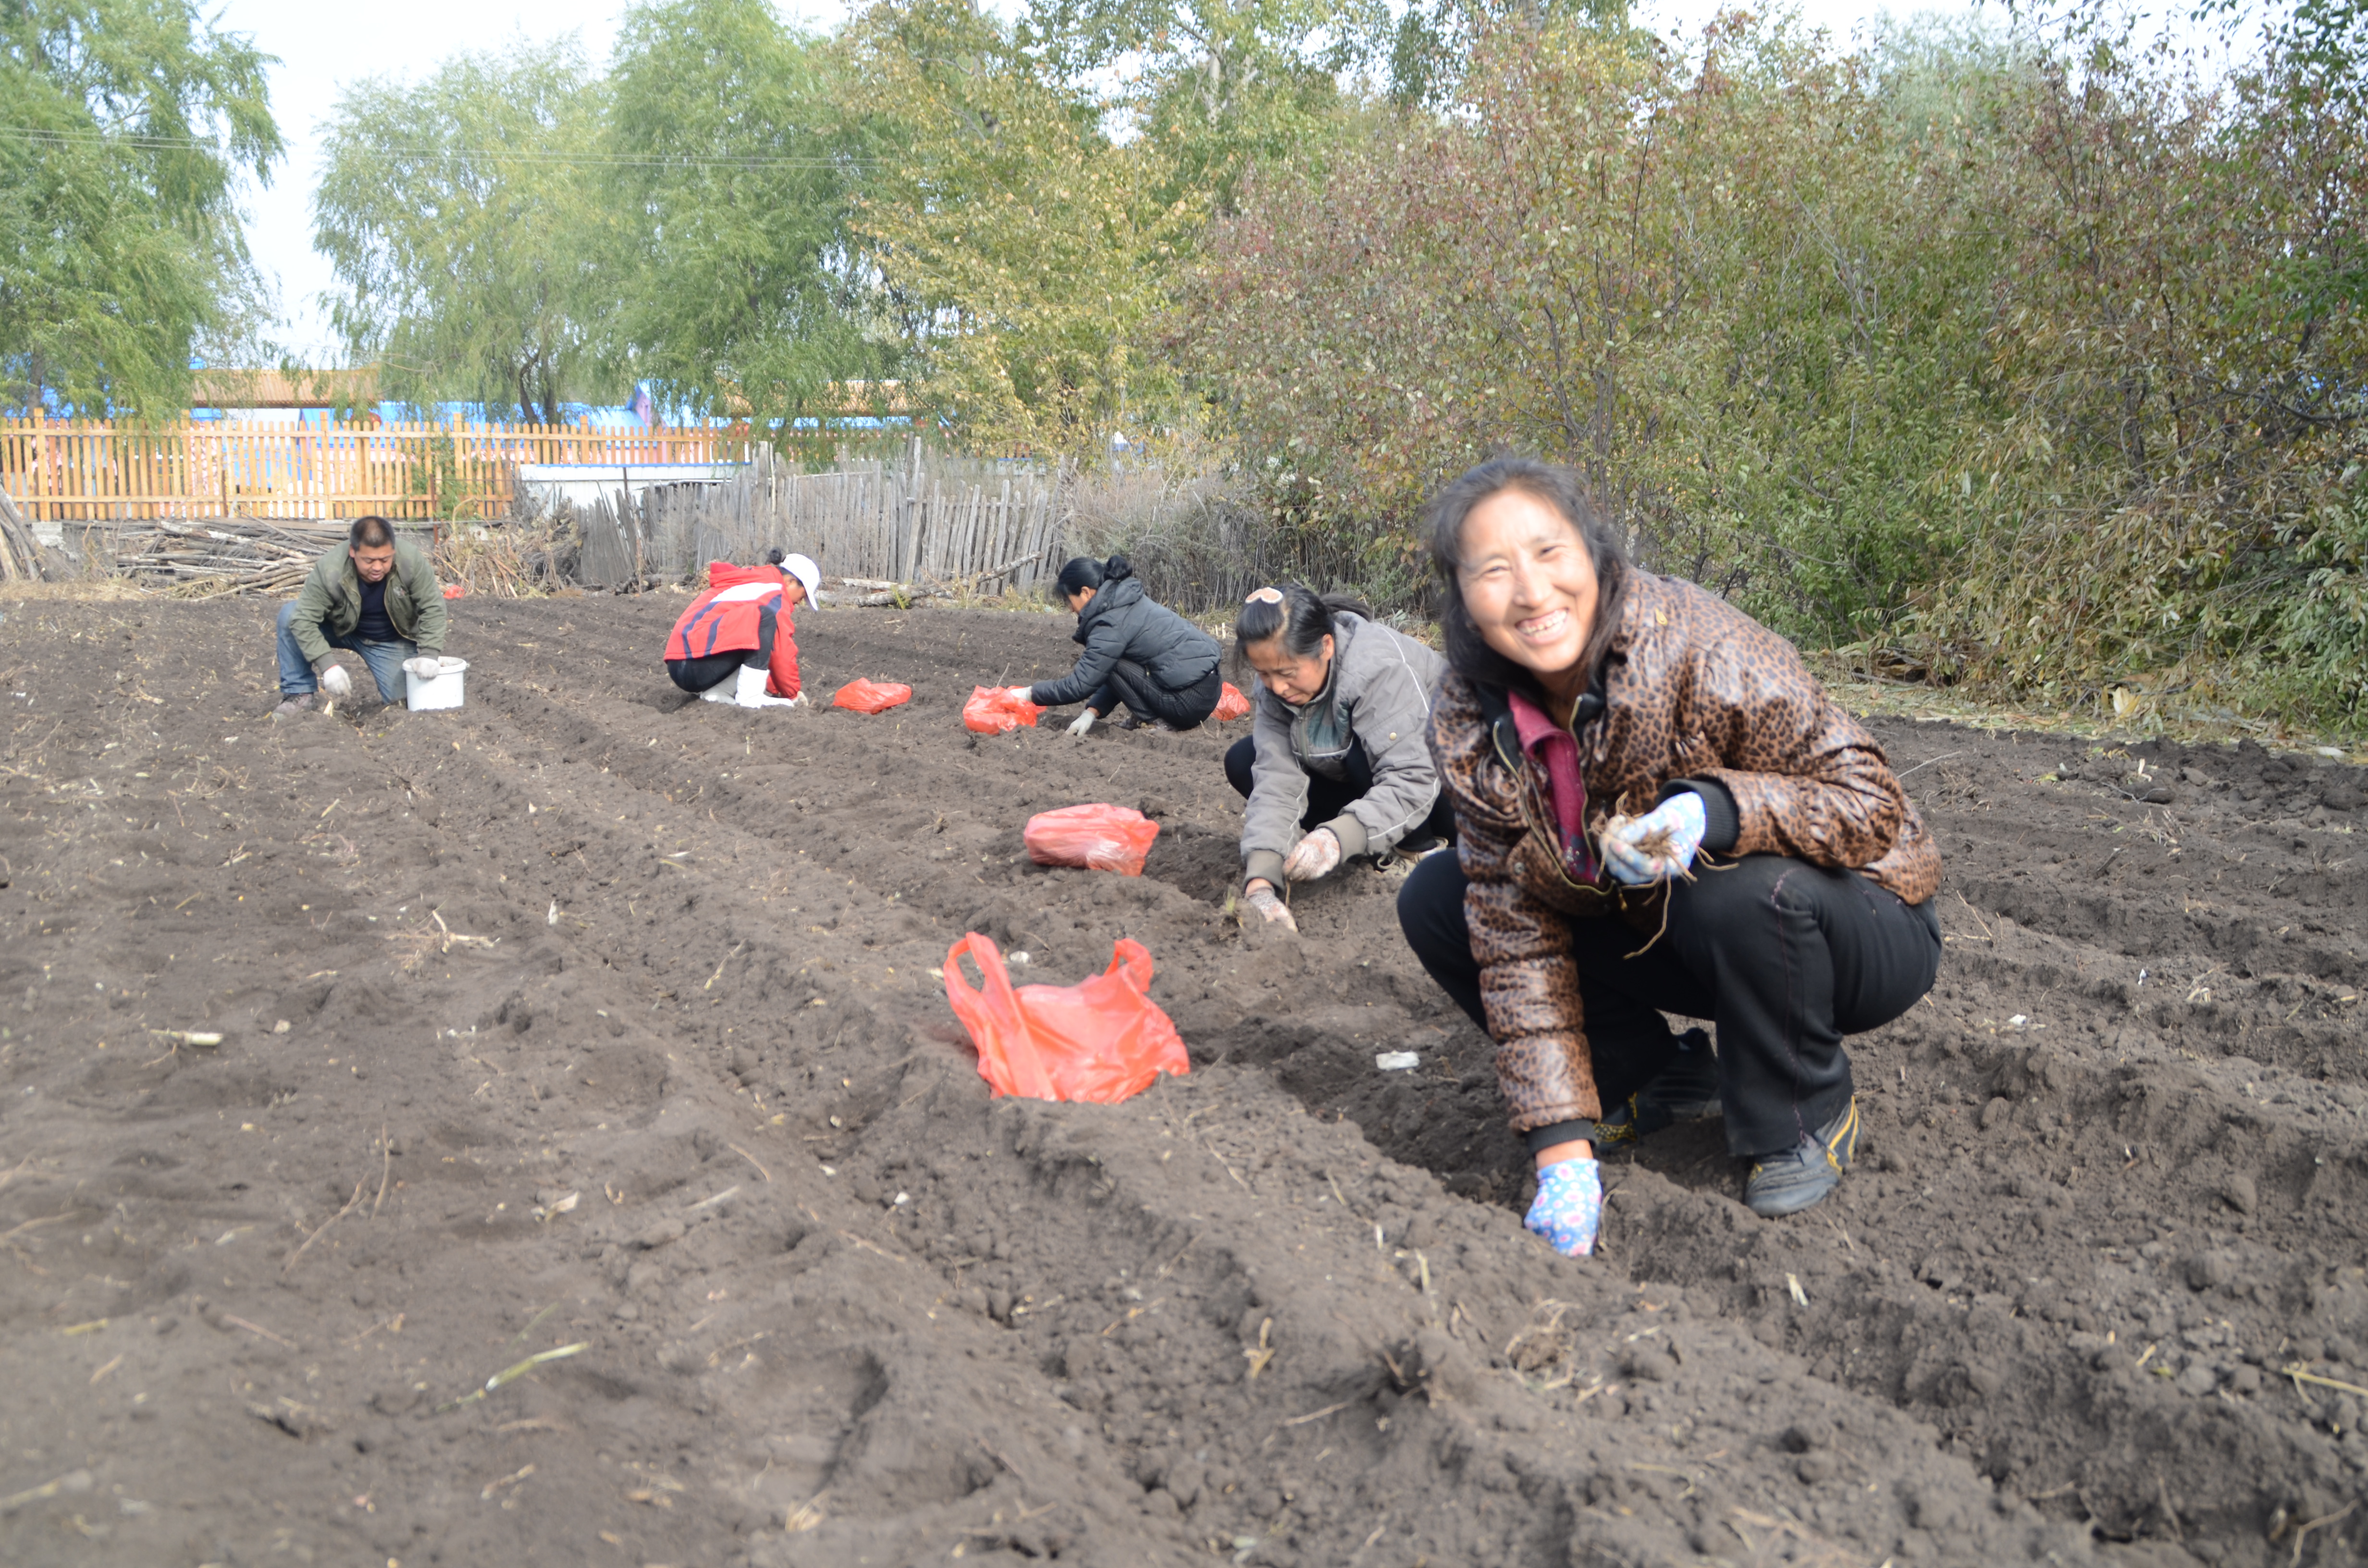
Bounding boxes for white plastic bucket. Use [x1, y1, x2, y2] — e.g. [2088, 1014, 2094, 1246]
[405, 656, 469, 711]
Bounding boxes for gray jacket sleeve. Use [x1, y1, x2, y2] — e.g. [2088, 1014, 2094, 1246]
[1322, 629, 1443, 858]
[1238, 688, 1309, 888]
[1029, 615, 1128, 709]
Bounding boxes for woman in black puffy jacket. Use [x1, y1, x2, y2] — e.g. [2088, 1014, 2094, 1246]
[998, 554, 1223, 735]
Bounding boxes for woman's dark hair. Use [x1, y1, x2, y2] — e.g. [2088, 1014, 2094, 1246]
[1231, 584, 1372, 675]
[1425, 456, 1628, 693]
[764, 547, 787, 566]
[1052, 552, 1134, 602]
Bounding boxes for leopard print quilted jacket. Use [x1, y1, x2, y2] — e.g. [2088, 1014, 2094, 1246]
[1429, 571, 1943, 1133]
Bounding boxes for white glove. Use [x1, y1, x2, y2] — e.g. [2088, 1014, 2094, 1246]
[1066, 709, 1097, 737]
[1006, 686, 1036, 705]
[318, 663, 353, 698]
[1243, 882, 1297, 931]
[402, 657, 442, 678]
[1282, 827, 1342, 882]
[786, 692, 807, 707]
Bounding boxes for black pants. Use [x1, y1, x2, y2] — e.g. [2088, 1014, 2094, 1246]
[1224, 735, 1458, 845]
[1097, 661, 1222, 728]
[1396, 850, 1940, 1156]
[666, 606, 775, 693]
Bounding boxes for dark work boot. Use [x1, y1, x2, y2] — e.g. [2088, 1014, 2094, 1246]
[1742, 1097, 1862, 1218]
[1592, 1028, 1720, 1152]
[270, 691, 319, 720]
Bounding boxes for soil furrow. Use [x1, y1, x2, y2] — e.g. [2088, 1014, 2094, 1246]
[0, 598, 2361, 1567]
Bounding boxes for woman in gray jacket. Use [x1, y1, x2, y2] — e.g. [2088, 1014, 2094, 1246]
[1229, 585, 1452, 930]
[1004, 554, 1224, 733]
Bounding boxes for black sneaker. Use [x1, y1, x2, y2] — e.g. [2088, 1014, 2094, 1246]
[1592, 1029, 1719, 1151]
[1742, 1098, 1861, 1218]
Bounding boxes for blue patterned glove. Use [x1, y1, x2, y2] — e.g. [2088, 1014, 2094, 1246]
[1605, 792, 1706, 886]
[1524, 1158, 1603, 1257]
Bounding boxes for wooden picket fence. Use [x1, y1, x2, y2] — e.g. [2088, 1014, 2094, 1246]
[0, 413, 801, 523]
[575, 444, 1073, 595]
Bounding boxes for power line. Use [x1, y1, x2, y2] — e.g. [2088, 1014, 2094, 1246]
[0, 123, 881, 172]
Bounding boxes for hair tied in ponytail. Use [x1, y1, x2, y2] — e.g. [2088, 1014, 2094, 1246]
[1100, 553, 1135, 584]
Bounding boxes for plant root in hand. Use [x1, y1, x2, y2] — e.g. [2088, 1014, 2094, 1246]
[1600, 806, 1699, 959]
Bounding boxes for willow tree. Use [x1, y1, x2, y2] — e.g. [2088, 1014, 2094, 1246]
[0, 0, 281, 417]
[312, 43, 616, 423]
[606, 0, 886, 442]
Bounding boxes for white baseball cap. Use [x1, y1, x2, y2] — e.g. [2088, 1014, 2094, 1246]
[778, 552, 822, 606]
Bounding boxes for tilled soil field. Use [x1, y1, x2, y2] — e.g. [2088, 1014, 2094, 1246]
[2, 593, 2365, 1568]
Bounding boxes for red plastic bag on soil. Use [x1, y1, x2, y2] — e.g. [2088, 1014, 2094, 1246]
[1024, 803, 1160, 876]
[833, 678, 913, 714]
[442, 582, 467, 600]
[1213, 681, 1252, 722]
[943, 933, 1190, 1103]
[963, 685, 1042, 734]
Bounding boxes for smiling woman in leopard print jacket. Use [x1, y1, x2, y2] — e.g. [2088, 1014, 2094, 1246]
[1395, 458, 1944, 1257]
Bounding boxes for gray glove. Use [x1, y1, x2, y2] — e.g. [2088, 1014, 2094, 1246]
[1282, 827, 1342, 882]
[1243, 882, 1297, 931]
[1066, 709, 1096, 737]
[401, 656, 442, 678]
[317, 663, 353, 699]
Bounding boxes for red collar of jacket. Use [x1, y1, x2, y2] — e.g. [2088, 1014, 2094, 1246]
[1505, 687, 1597, 880]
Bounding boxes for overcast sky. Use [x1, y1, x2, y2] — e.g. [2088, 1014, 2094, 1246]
[207, 0, 2197, 372]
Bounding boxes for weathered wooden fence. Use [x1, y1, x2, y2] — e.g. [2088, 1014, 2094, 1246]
[0, 414, 765, 523]
[573, 445, 1073, 596]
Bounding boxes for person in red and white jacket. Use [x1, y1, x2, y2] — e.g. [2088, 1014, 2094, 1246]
[664, 550, 822, 708]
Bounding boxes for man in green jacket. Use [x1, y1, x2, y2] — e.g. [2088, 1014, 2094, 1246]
[272, 515, 449, 717]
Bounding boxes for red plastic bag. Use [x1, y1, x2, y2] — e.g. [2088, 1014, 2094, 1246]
[442, 582, 467, 600]
[833, 678, 913, 714]
[964, 685, 1042, 734]
[943, 933, 1190, 1103]
[1024, 803, 1160, 876]
[1214, 681, 1252, 722]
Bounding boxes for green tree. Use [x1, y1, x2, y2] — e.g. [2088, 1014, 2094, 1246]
[848, 0, 1197, 451]
[1187, 16, 2002, 631]
[1188, 6, 2368, 731]
[1382, 0, 1635, 110]
[1018, 0, 1389, 210]
[312, 42, 614, 424]
[0, 0, 281, 416]
[608, 0, 885, 442]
